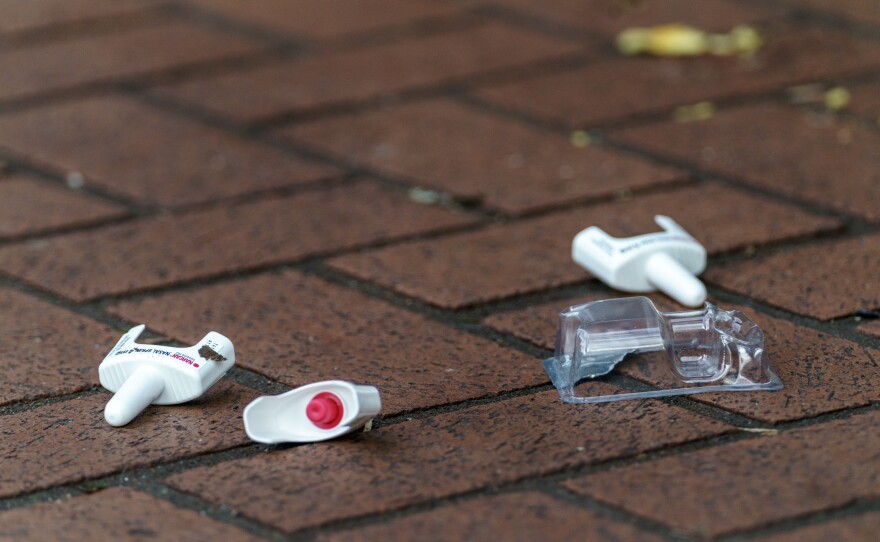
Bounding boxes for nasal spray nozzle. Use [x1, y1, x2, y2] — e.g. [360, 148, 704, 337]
[98, 325, 235, 427]
[572, 215, 707, 307]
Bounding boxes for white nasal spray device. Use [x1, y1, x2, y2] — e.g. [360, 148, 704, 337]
[572, 215, 707, 307]
[98, 325, 235, 427]
[243, 380, 381, 444]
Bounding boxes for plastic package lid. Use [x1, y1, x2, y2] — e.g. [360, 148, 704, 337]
[543, 297, 783, 404]
[98, 325, 235, 426]
[572, 215, 707, 307]
[243, 380, 381, 444]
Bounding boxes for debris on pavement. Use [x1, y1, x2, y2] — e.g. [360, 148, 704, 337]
[674, 101, 716, 122]
[616, 23, 762, 57]
[243, 380, 381, 444]
[787, 83, 852, 112]
[569, 130, 592, 148]
[98, 325, 236, 427]
[572, 215, 707, 307]
[543, 297, 783, 404]
[824, 86, 851, 111]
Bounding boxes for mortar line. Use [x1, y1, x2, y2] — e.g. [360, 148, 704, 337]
[0, 3, 177, 51]
[0, 395, 876, 537]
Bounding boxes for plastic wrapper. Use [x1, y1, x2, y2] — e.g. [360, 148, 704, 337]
[543, 297, 783, 403]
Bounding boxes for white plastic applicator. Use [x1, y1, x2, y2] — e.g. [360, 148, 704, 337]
[243, 380, 381, 444]
[572, 215, 707, 307]
[98, 325, 235, 427]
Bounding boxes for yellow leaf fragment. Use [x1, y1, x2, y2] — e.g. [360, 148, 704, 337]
[616, 23, 762, 57]
[617, 24, 708, 56]
[674, 101, 715, 122]
[569, 130, 592, 148]
[824, 86, 851, 111]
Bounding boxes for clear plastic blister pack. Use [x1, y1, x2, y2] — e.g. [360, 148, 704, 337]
[543, 297, 783, 404]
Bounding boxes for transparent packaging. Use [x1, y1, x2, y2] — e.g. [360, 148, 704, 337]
[543, 297, 783, 403]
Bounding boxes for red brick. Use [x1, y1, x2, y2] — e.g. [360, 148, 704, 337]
[0, 381, 254, 498]
[0, 176, 126, 239]
[617, 103, 880, 222]
[858, 320, 880, 339]
[0, 287, 119, 406]
[847, 80, 880, 122]
[316, 492, 664, 542]
[0, 180, 474, 301]
[788, 0, 880, 26]
[0, 0, 162, 36]
[566, 409, 880, 538]
[184, 0, 465, 41]
[0, 96, 338, 207]
[153, 22, 583, 123]
[493, 0, 786, 35]
[166, 390, 731, 533]
[328, 182, 840, 308]
[0, 21, 265, 102]
[706, 235, 880, 320]
[0, 487, 261, 541]
[488, 296, 880, 423]
[109, 270, 543, 415]
[284, 99, 686, 214]
[478, 25, 880, 128]
[755, 511, 880, 542]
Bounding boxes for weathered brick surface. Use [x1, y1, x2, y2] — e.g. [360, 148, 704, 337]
[567, 410, 880, 538]
[184, 0, 465, 41]
[858, 320, 880, 339]
[0, 287, 119, 406]
[284, 99, 686, 214]
[788, 0, 880, 26]
[109, 270, 543, 415]
[0, 176, 126, 239]
[847, 80, 880, 121]
[166, 390, 730, 533]
[478, 25, 880, 128]
[492, 0, 786, 34]
[0, 0, 162, 36]
[707, 235, 880, 320]
[0, 22, 265, 102]
[0, 96, 338, 207]
[0, 181, 474, 301]
[0, 487, 261, 541]
[154, 22, 583, 123]
[618, 103, 880, 222]
[0, 381, 254, 498]
[328, 182, 839, 308]
[755, 511, 880, 542]
[316, 492, 664, 542]
[488, 296, 880, 423]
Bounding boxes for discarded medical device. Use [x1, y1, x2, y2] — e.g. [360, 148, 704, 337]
[243, 380, 381, 444]
[572, 215, 707, 307]
[99, 325, 235, 426]
[544, 297, 782, 404]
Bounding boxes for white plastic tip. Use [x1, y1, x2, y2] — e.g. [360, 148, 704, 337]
[103, 368, 165, 427]
[243, 381, 382, 444]
[645, 252, 707, 307]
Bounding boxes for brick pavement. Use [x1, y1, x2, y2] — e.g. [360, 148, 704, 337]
[0, 1, 878, 541]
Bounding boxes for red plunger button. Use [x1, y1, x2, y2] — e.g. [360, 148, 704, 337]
[306, 392, 344, 429]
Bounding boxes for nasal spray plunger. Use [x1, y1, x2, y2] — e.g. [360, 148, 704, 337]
[99, 325, 235, 426]
[572, 215, 707, 307]
[243, 380, 381, 443]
